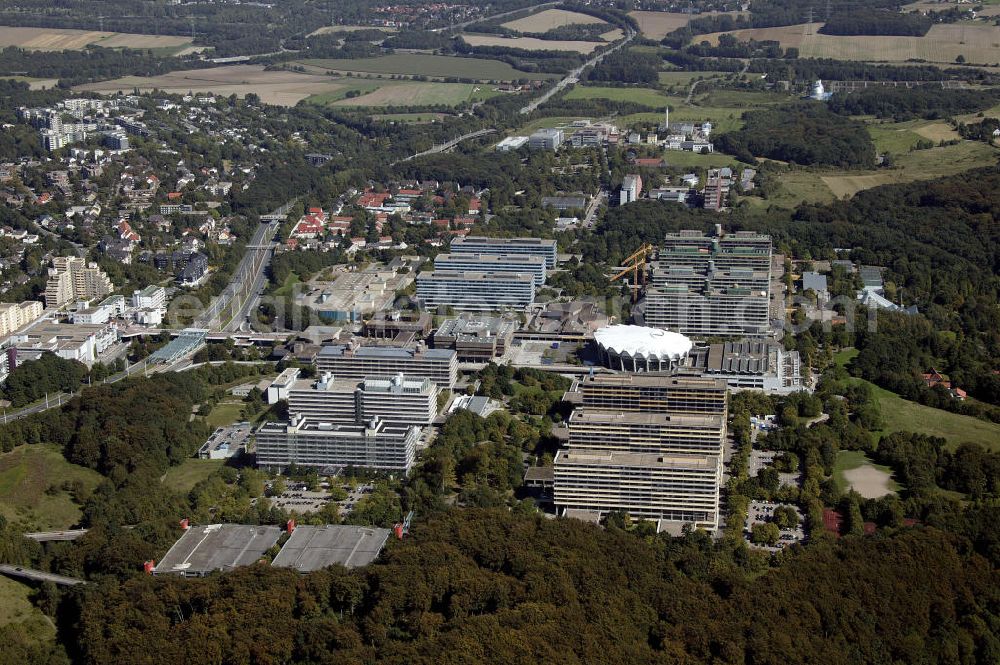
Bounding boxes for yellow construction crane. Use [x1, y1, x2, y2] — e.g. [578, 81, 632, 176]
[610, 243, 655, 301]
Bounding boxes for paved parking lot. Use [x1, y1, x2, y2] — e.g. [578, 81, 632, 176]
[748, 449, 802, 487]
[339, 483, 374, 517]
[745, 500, 806, 552]
[266, 481, 375, 516]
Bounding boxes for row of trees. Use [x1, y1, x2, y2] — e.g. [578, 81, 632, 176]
[827, 85, 1000, 121]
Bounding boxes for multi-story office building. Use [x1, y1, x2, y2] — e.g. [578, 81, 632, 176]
[651, 265, 770, 292]
[314, 342, 457, 390]
[660, 230, 772, 272]
[132, 285, 167, 311]
[44, 257, 113, 309]
[433, 253, 547, 286]
[256, 415, 417, 473]
[450, 236, 557, 268]
[567, 409, 725, 456]
[528, 128, 563, 150]
[287, 372, 438, 426]
[432, 315, 518, 362]
[566, 374, 728, 416]
[0, 301, 43, 336]
[416, 271, 535, 312]
[553, 449, 721, 529]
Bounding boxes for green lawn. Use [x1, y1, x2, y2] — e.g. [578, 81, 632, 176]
[295, 54, 555, 80]
[306, 80, 499, 108]
[833, 348, 859, 368]
[867, 123, 925, 154]
[0, 444, 102, 531]
[162, 458, 225, 495]
[657, 70, 730, 86]
[0, 577, 56, 648]
[832, 450, 900, 495]
[204, 401, 246, 429]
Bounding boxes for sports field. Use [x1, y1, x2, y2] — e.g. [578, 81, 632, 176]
[501, 9, 607, 32]
[833, 450, 899, 498]
[695, 22, 1000, 67]
[296, 53, 554, 80]
[0, 26, 192, 52]
[461, 33, 603, 54]
[0, 443, 102, 531]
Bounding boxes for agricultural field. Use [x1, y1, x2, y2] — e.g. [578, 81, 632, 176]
[76, 65, 350, 106]
[0, 26, 192, 53]
[0, 443, 102, 531]
[0, 75, 58, 90]
[599, 29, 624, 42]
[566, 84, 674, 108]
[460, 33, 603, 53]
[318, 81, 499, 108]
[695, 22, 1000, 67]
[501, 9, 607, 32]
[628, 11, 692, 40]
[296, 53, 555, 80]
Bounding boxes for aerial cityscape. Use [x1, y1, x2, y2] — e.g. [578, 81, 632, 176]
[0, 0, 998, 663]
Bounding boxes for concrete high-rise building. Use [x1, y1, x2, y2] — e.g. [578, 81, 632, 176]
[44, 257, 113, 309]
[567, 409, 725, 456]
[416, 271, 535, 312]
[554, 449, 722, 529]
[0, 301, 43, 336]
[314, 342, 457, 390]
[433, 253, 547, 286]
[566, 374, 728, 416]
[449, 236, 557, 268]
[256, 415, 417, 473]
[287, 372, 439, 427]
[645, 230, 773, 338]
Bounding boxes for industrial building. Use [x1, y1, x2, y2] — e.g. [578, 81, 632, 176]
[449, 236, 557, 268]
[553, 449, 722, 530]
[433, 253, 547, 286]
[314, 342, 457, 390]
[416, 271, 535, 312]
[44, 257, 113, 309]
[432, 315, 517, 362]
[287, 372, 438, 426]
[256, 415, 418, 473]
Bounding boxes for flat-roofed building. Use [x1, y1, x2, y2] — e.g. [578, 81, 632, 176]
[11, 321, 118, 366]
[432, 315, 517, 362]
[567, 374, 728, 416]
[450, 236, 557, 268]
[528, 128, 563, 150]
[644, 284, 770, 338]
[567, 409, 725, 456]
[267, 367, 301, 403]
[44, 257, 113, 309]
[416, 271, 535, 312]
[256, 415, 418, 473]
[272, 525, 390, 571]
[288, 372, 438, 426]
[554, 449, 721, 530]
[153, 524, 282, 577]
[315, 342, 457, 390]
[686, 339, 803, 393]
[433, 253, 547, 286]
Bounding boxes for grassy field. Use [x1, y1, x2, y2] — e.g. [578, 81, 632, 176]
[867, 123, 926, 153]
[832, 450, 900, 496]
[628, 11, 693, 39]
[308, 25, 397, 36]
[0, 577, 56, 649]
[658, 70, 730, 86]
[162, 458, 224, 495]
[695, 22, 1000, 67]
[501, 9, 606, 32]
[461, 33, 603, 53]
[835, 348, 1000, 451]
[0, 26, 192, 52]
[371, 112, 451, 123]
[329, 82, 499, 108]
[299, 53, 557, 80]
[204, 400, 245, 429]
[0, 444, 102, 531]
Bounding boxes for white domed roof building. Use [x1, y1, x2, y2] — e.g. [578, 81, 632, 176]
[594, 325, 693, 372]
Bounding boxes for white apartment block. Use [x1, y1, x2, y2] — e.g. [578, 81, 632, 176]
[0, 301, 43, 336]
[45, 257, 113, 309]
[132, 285, 167, 311]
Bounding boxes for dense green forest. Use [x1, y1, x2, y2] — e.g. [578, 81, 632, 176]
[827, 86, 1000, 121]
[819, 10, 932, 36]
[1, 353, 88, 407]
[72, 509, 1000, 665]
[714, 103, 875, 167]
